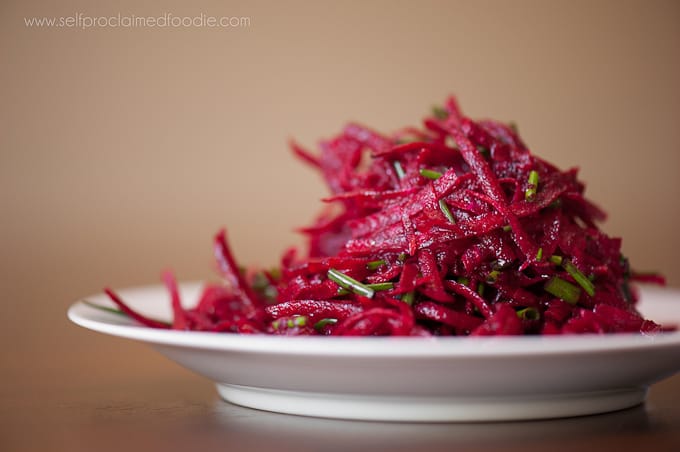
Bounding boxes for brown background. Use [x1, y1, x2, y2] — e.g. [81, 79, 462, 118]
[1, 0, 679, 450]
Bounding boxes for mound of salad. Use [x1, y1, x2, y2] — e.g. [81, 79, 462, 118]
[102, 96, 667, 336]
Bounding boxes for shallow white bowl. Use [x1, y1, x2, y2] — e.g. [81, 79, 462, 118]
[68, 284, 680, 421]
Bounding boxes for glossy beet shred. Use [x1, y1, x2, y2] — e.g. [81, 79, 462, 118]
[105, 97, 665, 336]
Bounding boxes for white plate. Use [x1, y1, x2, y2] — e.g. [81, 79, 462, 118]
[68, 284, 680, 422]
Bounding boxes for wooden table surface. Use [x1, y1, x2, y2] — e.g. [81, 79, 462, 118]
[2, 316, 680, 452]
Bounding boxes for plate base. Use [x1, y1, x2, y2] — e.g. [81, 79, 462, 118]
[216, 384, 647, 422]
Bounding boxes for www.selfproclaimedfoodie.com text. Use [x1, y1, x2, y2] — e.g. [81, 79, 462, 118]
[23, 12, 251, 29]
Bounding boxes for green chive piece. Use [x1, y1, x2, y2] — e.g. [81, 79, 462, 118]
[432, 105, 448, 120]
[516, 307, 540, 321]
[273, 318, 309, 330]
[529, 170, 539, 184]
[509, 121, 519, 134]
[337, 281, 394, 296]
[477, 283, 486, 297]
[419, 168, 443, 180]
[401, 291, 415, 305]
[276, 318, 307, 330]
[536, 247, 543, 261]
[251, 271, 278, 300]
[82, 300, 172, 326]
[251, 271, 268, 289]
[393, 161, 406, 179]
[563, 260, 596, 297]
[83, 300, 129, 318]
[502, 224, 512, 232]
[545, 277, 581, 305]
[438, 199, 456, 223]
[476, 145, 490, 157]
[620, 254, 631, 279]
[397, 252, 407, 261]
[457, 277, 470, 286]
[549, 199, 562, 209]
[314, 318, 337, 330]
[395, 136, 419, 145]
[486, 270, 500, 283]
[328, 268, 375, 298]
[549, 255, 563, 265]
[620, 282, 633, 304]
[366, 259, 386, 270]
[525, 170, 539, 201]
[368, 282, 394, 291]
[268, 267, 282, 281]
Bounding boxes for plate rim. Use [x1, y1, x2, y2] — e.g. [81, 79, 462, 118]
[67, 283, 680, 358]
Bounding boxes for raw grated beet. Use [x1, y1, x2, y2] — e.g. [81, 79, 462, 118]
[104, 96, 669, 336]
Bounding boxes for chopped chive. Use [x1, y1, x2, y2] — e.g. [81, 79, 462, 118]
[477, 283, 486, 297]
[535, 247, 543, 261]
[529, 170, 539, 184]
[314, 318, 337, 330]
[273, 318, 308, 330]
[438, 199, 456, 223]
[548, 255, 595, 297]
[432, 105, 448, 120]
[275, 317, 307, 330]
[525, 170, 539, 201]
[544, 277, 581, 305]
[251, 271, 278, 300]
[337, 282, 394, 296]
[502, 224, 512, 232]
[620, 282, 633, 304]
[268, 267, 282, 280]
[328, 268, 375, 298]
[83, 300, 129, 318]
[82, 300, 172, 326]
[251, 271, 268, 289]
[368, 282, 394, 291]
[393, 161, 406, 179]
[476, 145, 490, 157]
[509, 121, 519, 134]
[516, 307, 540, 321]
[486, 270, 500, 283]
[563, 260, 596, 297]
[549, 255, 563, 265]
[395, 136, 419, 145]
[397, 252, 407, 262]
[620, 255, 631, 279]
[456, 276, 470, 286]
[338, 282, 394, 295]
[366, 259, 386, 270]
[419, 168, 443, 180]
[401, 291, 415, 305]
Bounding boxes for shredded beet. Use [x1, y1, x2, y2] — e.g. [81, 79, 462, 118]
[105, 96, 669, 336]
